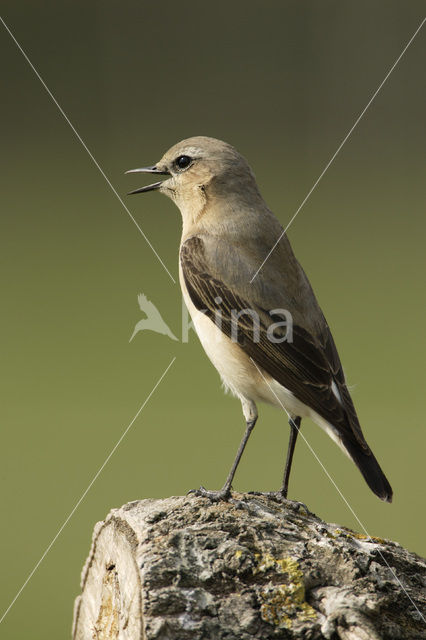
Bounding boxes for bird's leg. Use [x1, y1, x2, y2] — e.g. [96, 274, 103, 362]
[280, 416, 301, 498]
[249, 416, 308, 512]
[189, 400, 258, 501]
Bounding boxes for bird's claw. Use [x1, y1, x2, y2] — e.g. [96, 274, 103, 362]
[187, 485, 231, 502]
[247, 491, 310, 513]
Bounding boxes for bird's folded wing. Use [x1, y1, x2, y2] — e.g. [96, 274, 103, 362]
[181, 236, 369, 450]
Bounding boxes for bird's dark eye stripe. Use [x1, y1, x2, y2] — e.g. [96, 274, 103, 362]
[175, 155, 192, 169]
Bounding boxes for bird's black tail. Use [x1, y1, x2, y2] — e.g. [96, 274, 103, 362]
[342, 436, 393, 502]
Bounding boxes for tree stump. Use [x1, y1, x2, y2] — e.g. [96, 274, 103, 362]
[72, 494, 425, 639]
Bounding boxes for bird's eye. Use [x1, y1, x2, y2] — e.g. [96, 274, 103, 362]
[175, 155, 192, 170]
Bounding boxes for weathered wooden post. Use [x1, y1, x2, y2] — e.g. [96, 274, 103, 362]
[72, 494, 425, 639]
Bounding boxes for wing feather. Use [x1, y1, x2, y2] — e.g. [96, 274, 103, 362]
[181, 236, 370, 451]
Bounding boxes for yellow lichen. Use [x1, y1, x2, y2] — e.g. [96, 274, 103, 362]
[254, 554, 317, 628]
[334, 528, 386, 544]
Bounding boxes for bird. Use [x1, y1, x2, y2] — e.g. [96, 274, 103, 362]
[126, 136, 393, 504]
[129, 293, 178, 342]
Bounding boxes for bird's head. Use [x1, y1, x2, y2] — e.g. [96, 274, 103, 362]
[126, 136, 262, 227]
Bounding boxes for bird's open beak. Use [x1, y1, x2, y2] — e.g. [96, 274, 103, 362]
[125, 166, 170, 195]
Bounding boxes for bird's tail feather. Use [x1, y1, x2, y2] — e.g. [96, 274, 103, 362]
[342, 436, 393, 503]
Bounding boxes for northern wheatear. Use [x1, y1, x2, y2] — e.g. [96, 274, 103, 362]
[127, 136, 392, 503]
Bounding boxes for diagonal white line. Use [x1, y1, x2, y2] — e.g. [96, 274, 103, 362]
[250, 16, 426, 282]
[0, 356, 176, 625]
[249, 357, 425, 623]
[0, 16, 176, 284]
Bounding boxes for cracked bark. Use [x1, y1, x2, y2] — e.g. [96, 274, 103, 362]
[72, 494, 425, 640]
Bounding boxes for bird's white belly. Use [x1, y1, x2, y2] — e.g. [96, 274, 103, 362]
[191, 305, 260, 398]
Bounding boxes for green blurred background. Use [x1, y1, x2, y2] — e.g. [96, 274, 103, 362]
[1, 1, 425, 637]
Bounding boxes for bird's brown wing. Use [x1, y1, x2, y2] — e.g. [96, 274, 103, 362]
[181, 236, 369, 450]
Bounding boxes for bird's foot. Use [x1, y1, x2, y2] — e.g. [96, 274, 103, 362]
[247, 491, 310, 513]
[187, 485, 231, 502]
